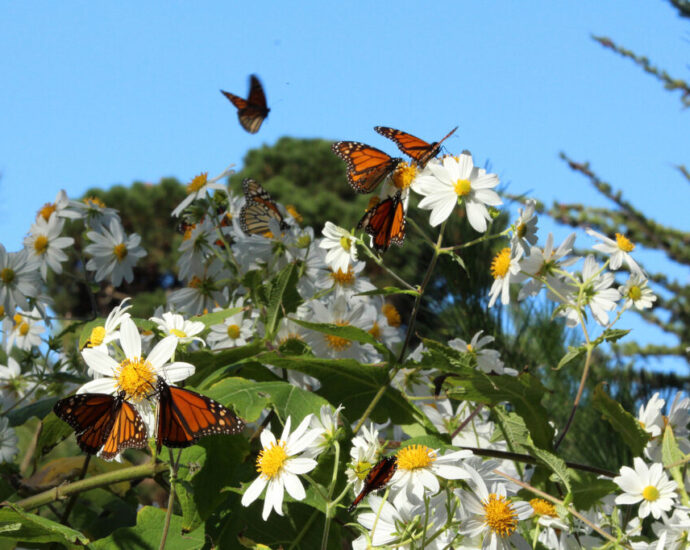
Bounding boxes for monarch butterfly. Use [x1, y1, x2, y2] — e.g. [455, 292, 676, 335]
[155, 378, 245, 452]
[53, 391, 147, 460]
[239, 178, 290, 236]
[331, 141, 402, 194]
[348, 455, 398, 512]
[374, 126, 458, 168]
[357, 191, 406, 253]
[221, 74, 270, 134]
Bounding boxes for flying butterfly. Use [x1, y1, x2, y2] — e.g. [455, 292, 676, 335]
[239, 178, 290, 236]
[221, 74, 270, 134]
[374, 126, 458, 168]
[357, 191, 406, 253]
[331, 141, 402, 194]
[348, 455, 398, 512]
[155, 378, 245, 452]
[53, 391, 147, 460]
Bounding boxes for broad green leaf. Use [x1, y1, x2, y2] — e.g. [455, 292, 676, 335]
[205, 377, 270, 422]
[493, 408, 530, 449]
[356, 286, 420, 297]
[597, 328, 631, 344]
[193, 306, 243, 328]
[175, 478, 203, 534]
[0, 505, 88, 545]
[529, 446, 572, 493]
[22, 456, 133, 495]
[7, 397, 58, 427]
[662, 425, 688, 505]
[35, 412, 73, 456]
[592, 382, 649, 456]
[90, 506, 205, 549]
[265, 263, 301, 337]
[259, 354, 420, 426]
[184, 343, 266, 387]
[253, 381, 331, 424]
[555, 345, 586, 370]
[399, 434, 451, 451]
[569, 470, 618, 510]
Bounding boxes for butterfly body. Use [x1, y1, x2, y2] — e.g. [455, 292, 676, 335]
[239, 178, 290, 236]
[331, 141, 402, 194]
[221, 74, 269, 134]
[348, 455, 398, 512]
[374, 126, 458, 168]
[358, 191, 406, 253]
[155, 378, 244, 452]
[53, 391, 147, 460]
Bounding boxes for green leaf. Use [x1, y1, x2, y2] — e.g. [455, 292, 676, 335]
[493, 408, 530, 449]
[0, 505, 88, 545]
[253, 381, 331, 425]
[529, 447, 571, 493]
[569, 470, 618, 510]
[205, 377, 271, 423]
[596, 328, 631, 344]
[592, 382, 650, 456]
[35, 412, 73, 456]
[555, 345, 586, 370]
[7, 397, 58, 427]
[265, 263, 301, 338]
[78, 317, 105, 349]
[90, 506, 205, 549]
[356, 286, 420, 297]
[259, 354, 419, 426]
[193, 307, 244, 329]
[184, 342, 266, 387]
[661, 425, 689, 505]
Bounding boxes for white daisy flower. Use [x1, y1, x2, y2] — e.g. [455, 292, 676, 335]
[167, 261, 227, 315]
[69, 196, 119, 229]
[206, 309, 252, 349]
[176, 219, 215, 281]
[613, 457, 677, 519]
[411, 153, 502, 231]
[0, 417, 18, 463]
[6, 308, 44, 351]
[510, 199, 538, 257]
[23, 213, 74, 280]
[84, 218, 147, 286]
[530, 498, 570, 549]
[315, 260, 376, 298]
[319, 222, 358, 273]
[302, 404, 343, 459]
[171, 166, 233, 218]
[652, 508, 690, 550]
[518, 232, 578, 300]
[637, 392, 665, 439]
[449, 331, 516, 376]
[0, 246, 41, 313]
[79, 318, 195, 434]
[347, 422, 383, 494]
[487, 247, 523, 308]
[36, 189, 82, 221]
[296, 244, 329, 300]
[586, 228, 644, 276]
[620, 274, 656, 311]
[150, 311, 205, 347]
[240, 415, 321, 520]
[0, 357, 27, 409]
[390, 444, 471, 501]
[84, 298, 132, 354]
[460, 466, 533, 549]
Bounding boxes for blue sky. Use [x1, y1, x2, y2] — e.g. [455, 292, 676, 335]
[1, 2, 688, 370]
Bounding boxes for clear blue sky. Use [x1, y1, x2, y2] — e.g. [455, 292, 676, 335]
[2, 2, 688, 371]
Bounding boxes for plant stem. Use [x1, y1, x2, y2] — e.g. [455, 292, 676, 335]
[359, 241, 416, 291]
[320, 441, 340, 550]
[554, 342, 593, 450]
[492, 469, 631, 549]
[449, 404, 483, 440]
[11, 462, 169, 511]
[158, 449, 181, 550]
[59, 455, 91, 524]
[288, 509, 319, 550]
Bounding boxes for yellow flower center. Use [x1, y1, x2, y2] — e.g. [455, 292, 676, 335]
[295, 234, 311, 248]
[454, 178, 472, 197]
[339, 235, 351, 252]
[257, 440, 288, 479]
[396, 444, 436, 470]
[615, 233, 635, 252]
[642, 485, 660, 502]
[38, 203, 56, 221]
[516, 222, 527, 238]
[170, 328, 187, 338]
[286, 205, 303, 224]
[18, 322, 29, 336]
[639, 420, 646, 430]
[262, 231, 275, 239]
[227, 324, 241, 339]
[325, 321, 352, 352]
[330, 267, 355, 286]
[490, 248, 512, 279]
[278, 332, 304, 346]
[483, 493, 519, 537]
[13, 313, 22, 325]
[466, 343, 474, 352]
[392, 161, 417, 190]
[530, 498, 557, 517]
[115, 357, 156, 402]
[33, 235, 49, 255]
[381, 304, 401, 327]
[368, 322, 381, 341]
[0, 306, 5, 318]
[188, 276, 202, 289]
[88, 326, 107, 347]
[84, 196, 106, 208]
[354, 460, 372, 481]
[187, 173, 208, 193]
[628, 285, 642, 301]
[1, 268, 15, 285]
[113, 243, 128, 261]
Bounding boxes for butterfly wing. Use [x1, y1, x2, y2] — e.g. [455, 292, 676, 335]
[54, 393, 121, 455]
[375, 126, 457, 168]
[331, 141, 401, 194]
[358, 191, 406, 253]
[156, 379, 245, 451]
[239, 178, 289, 235]
[99, 399, 148, 460]
[348, 456, 398, 512]
[221, 75, 269, 134]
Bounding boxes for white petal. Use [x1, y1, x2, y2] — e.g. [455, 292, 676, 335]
[241, 475, 267, 507]
[284, 457, 317, 475]
[282, 472, 306, 501]
[77, 378, 117, 395]
[81, 349, 120, 377]
[161, 362, 195, 383]
[120, 318, 141, 358]
[147, 335, 178, 370]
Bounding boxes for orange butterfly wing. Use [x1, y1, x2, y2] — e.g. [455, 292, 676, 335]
[332, 141, 402, 194]
[357, 191, 406, 253]
[348, 456, 398, 512]
[156, 379, 245, 451]
[239, 178, 290, 235]
[374, 126, 457, 168]
[99, 399, 148, 460]
[221, 74, 270, 134]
